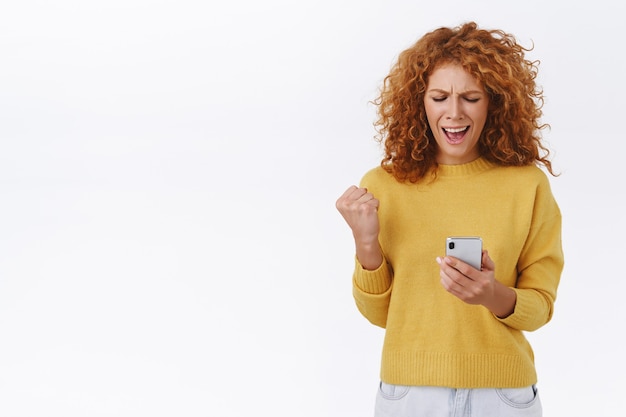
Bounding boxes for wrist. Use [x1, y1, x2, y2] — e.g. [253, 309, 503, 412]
[485, 282, 517, 319]
[355, 241, 383, 271]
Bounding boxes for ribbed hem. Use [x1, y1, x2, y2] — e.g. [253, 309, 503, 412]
[381, 351, 537, 388]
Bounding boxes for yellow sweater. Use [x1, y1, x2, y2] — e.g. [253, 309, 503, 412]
[353, 157, 564, 388]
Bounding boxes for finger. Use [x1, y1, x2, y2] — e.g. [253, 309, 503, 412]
[445, 256, 480, 278]
[354, 199, 379, 218]
[337, 185, 359, 201]
[440, 271, 467, 296]
[355, 189, 377, 203]
[438, 258, 468, 289]
[360, 194, 379, 208]
[336, 186, 366, 210]
[366, 198, 380, 209]
[443, 256, 466, 273]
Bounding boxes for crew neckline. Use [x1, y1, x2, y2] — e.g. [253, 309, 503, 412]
[436, 157, 496, 177]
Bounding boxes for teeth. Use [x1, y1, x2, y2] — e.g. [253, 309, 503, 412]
[443, 127, 468, 133]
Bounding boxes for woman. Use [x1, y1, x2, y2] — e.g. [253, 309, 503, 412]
[335, 22, 563, 417]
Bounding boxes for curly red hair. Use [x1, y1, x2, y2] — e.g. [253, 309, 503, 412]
[373, 21, 555, 182]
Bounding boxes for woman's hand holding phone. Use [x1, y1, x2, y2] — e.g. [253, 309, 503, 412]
[437, 248, 516, 318]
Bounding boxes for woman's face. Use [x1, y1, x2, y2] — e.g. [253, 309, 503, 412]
[424, 63, 489, 165]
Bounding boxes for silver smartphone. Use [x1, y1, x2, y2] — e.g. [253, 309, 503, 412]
[446, 237, 483, 270]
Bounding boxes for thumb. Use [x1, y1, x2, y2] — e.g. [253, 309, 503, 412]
[481, 250, 495, 271]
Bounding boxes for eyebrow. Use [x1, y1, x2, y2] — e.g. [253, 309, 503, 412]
[427, 88, 485, 95]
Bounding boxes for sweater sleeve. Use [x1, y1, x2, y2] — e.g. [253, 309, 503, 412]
[498, 177, 564, 331]
[352, 256, 393, 328]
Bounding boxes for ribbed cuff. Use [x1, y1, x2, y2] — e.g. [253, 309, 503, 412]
[353, 256, 393, 294]
[497, 288, 549, 331]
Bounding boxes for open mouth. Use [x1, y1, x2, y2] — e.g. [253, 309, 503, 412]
[442, 126, 469, 143]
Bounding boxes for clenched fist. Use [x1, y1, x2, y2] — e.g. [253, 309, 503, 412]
[336, 186, 382, 270]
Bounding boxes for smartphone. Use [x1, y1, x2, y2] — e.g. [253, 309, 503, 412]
[446, 237, 483, 270]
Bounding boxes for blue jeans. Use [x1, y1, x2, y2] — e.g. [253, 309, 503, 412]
[375, 382, 542, 417]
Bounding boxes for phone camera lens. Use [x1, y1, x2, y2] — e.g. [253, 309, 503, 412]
[449, 242, 455, 250]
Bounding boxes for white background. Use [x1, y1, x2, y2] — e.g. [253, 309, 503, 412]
[0, 1, 624, 416]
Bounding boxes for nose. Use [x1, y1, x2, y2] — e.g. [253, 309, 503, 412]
[446, 98, 464, 120]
